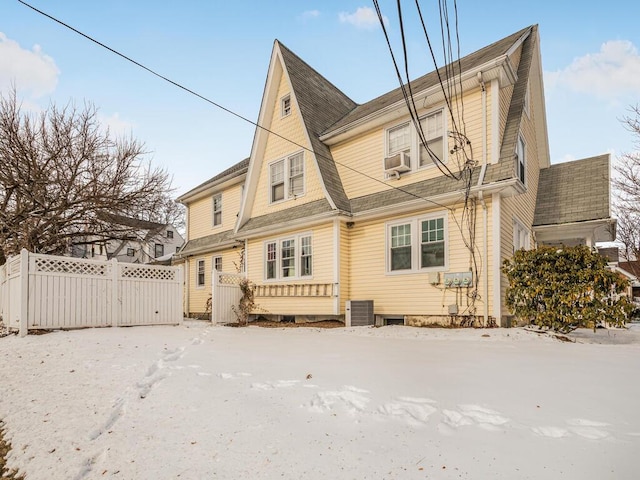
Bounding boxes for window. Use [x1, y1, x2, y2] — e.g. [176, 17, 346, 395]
[266, 242, 277, 279]
[176, 246, 181, 253]
[196, 259, 205, 287]
[281, 239, 296, 278]
[385, 109, 446, 173]
[154, 243, 164, 258]
[167, 230, 174, 239]
[418, 110, 444, 167]
[524, 81, 530, 118]
[212, 194, 222, 226]
[301, 236, 312, 276]
[127, 248, 135, 257]
[421, 218, 445, 268]
[513, 219, 530, 252]
[387, 214, 447, 273]
[264, 234, 312, 280]
[516, 135, 526, 184]
[390, 224, 412, 271]
[269, 152, 305, 203]
[213, 256, 222, 272]
[281, 94, 291, 117]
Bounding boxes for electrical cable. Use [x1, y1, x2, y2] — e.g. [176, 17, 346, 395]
[18, 0, 459, 214]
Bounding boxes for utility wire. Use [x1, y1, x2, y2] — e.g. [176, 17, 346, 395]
[18, 0, 459, 213]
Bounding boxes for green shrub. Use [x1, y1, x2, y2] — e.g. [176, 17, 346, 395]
[503, 245, 631, 332]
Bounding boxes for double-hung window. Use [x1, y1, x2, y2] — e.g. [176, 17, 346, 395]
[385, 109, 446, 174]
[269, 152, 305, 203]
[196, 259, 205, 287]
[154, 243, 164, 258]
[418, 110, 444, 167]
[516, 135, 526, 184]
[513, 218, 530, 252]
[264, 234, 312, 280]
[213, 194, 222, 226]
[388, 214, 447, 273]
[213, 256, 222, 272]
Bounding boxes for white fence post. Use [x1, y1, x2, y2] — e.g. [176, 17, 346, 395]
[111, 258, 119, 327]
[19, 249, 29, 337]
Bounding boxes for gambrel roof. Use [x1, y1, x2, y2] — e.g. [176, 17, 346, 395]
[278, 42, 356, 213]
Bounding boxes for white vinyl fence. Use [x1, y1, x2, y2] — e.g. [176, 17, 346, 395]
[0, 250, 183, 336]
[212, 271, 244, 324]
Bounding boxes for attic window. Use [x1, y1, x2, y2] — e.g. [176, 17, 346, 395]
[516, 134, 526, 185]
[167, 230, 174, 239]
[281, 95, 291, 117]
[524, 81, 530, 118]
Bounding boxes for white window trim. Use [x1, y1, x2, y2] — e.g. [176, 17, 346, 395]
[263, 233, 313, 281]
[268, 151, 305, 204]
[384, 108, 447, 177]
[523, 81, 530, 118]
[513, 217, 530, 253]
[281, 94, 291, 118]
[385, 212, 449, 275]
[212, 193, 222, 227]
[213, 255, 222, 272]
[516, 134, 526, 185]
[196, 259, 205, 289]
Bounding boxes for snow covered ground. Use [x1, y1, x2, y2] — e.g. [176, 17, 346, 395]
[1, 322, 639, 480]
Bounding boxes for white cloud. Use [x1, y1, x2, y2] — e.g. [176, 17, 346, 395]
[0, 32, 60, 98]
[545, 40, 640, 99]
[98, 112, 136, 137]
[300, 10, 320, 20]
[338, 7, 387, 30]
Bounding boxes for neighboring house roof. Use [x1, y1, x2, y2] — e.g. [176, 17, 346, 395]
[277, 41, 356, 213]
[177, 157, 249, 202]
[619, 261, 640, 279]
[178, 229, 237, 257]
[97, 212, 165, 232]
[533, 154, 611, 226]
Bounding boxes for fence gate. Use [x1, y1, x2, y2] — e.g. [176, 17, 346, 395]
[212, 271, 244, 324]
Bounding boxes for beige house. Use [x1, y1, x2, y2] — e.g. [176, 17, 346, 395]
[176, 25, 614, 326]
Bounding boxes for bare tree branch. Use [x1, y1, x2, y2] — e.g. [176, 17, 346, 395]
[0, 89, 184, 263]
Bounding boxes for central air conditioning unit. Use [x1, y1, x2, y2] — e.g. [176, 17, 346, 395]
[384, 151, 411, 175]
[346, 300, 374, 327]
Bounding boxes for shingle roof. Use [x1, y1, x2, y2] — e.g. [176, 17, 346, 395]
[533, 154, 611, 226]
[178, 229, 237, 256]
[351, 168, 481, 214]
[277, 42, 357, 213]
[237, 199, 333, 235]
[178, 157, 249, 201]
[323, 26, 533, 135]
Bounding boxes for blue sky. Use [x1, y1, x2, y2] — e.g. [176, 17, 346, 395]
[1, 1, 639, 196]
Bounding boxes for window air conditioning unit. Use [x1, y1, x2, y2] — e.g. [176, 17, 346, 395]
[384, 151, 411, 174]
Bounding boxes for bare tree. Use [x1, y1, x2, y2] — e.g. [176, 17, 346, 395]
[0, 89, 183, 263]
[613, 105, 640, 267]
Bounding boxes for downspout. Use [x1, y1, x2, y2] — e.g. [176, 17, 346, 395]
[477, 72, 489, 327]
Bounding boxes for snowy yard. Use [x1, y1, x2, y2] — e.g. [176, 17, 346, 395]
[1, 322, 639, 480]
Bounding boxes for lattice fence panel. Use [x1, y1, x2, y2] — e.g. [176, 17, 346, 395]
[120, 265, 176, 281]
[218, 273, 245, 285]
[34, 257, 110, 276]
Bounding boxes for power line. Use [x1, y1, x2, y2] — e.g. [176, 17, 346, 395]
[18, 0, 459, 214]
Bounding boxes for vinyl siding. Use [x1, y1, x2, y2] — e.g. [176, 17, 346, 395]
[347, 205, 487, 316]
[332, 89, 485, 199]
[245, 222, 336, 315]
[186, 249, 241, 316]
[187, 183, 243, 241]
[250, 66, 326, 218]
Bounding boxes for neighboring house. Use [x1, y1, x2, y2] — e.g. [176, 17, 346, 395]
[71, 215, 185, 264]
[176, 25, 615, 326]
[616, 260, 640, 303]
